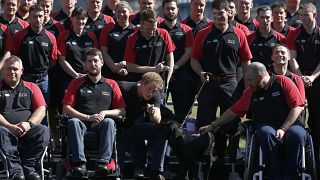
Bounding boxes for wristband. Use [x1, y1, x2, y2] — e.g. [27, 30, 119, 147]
[28, 121, 34, 128]
[280, 127, 287, 132]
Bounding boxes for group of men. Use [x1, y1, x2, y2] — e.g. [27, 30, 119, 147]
[0, 0, 319, 179]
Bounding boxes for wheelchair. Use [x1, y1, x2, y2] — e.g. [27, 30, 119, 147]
[0, 146, 49, 180]
[243, 120, 317, 180]
[55, 116, 121, 180]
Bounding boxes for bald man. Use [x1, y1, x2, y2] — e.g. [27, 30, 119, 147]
[200, 62, 306, 179]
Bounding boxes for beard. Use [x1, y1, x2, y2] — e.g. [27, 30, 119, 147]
[87, 69, 100, 77]
[164, 13, 177, 22]
[19, 4, 30, 14]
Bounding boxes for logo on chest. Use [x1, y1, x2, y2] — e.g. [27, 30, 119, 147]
[41, 42, 49, 47]
[101, 91, 110, 96]
[272, 91, 280, 97]
[18, 93, 28, 97]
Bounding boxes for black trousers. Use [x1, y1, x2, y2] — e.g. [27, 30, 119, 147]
[169, 67, 197, 122]
[0, 125, 50, 175]
[197, 79, 240, 158]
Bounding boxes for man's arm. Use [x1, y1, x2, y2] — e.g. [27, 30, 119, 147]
[276, 106, 304, 140]
[199, 109, 238, 134]
[127, 62, 169, 74]
[63, 104, 91, 121]
[0, 114, 24, 136]
[59, 56, 83, 78]
[288, 50, 302, 76]
[174, 47, 191, 70]
[241, 60, 250, 76]
[0, 51, 10, 70]
[27, 105, 46, 125]
[101, 46, 123, 73]
[99, 108, 126, 118]
[166, 52, 174, 84]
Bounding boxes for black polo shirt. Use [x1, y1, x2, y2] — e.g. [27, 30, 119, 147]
[99, 23, 136, 63]
[271, 22, 295, 37]
[101, 5, 115, 19]
[51, 10, 72, 30]
[0, 23, 13, 58]
[191, 24, 252, 76]
[118, 81, 161, 125]
[158, 22, 194, 64]
[180, 16, 212, 36]
[234, 15, 259, 32]
[44, 18, 65, 37]
[129, 12, 164, 27]
[286, 11, 302, 28]
[0, 16, 29, 36]
[62, 76, 126, 115]
[12, 27, 58, 75]
[85, 13, 115, 39]
[231, 74, 304, 127]
[0, 80, 46, 124]
[287, 25, 320, 74]
[58, 29, 98, 74]
[124, 28, 176, 81]
[230, 20, 250, 36]
[247, 29, 286, 69]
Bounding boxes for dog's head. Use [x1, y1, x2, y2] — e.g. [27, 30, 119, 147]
[158, 120, 186, 139]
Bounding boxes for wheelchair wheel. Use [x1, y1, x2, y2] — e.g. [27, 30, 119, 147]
[305, 134, 317, 180]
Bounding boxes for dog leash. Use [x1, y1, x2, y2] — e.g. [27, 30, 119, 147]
[182, 72, 212, 127]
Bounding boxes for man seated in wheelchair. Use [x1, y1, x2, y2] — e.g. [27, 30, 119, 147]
[0, 56, 50, 180]
[200, 62, 306, 179]
[62, 48, 126, 177]
[118, 72, 167, 179]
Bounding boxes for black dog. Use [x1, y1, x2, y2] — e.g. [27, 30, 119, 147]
[158, 120, 215, 180]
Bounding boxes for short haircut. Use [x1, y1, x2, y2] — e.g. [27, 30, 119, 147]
[299, 2, 317, 13]
[71, 7, 88, 18]
[1, 0, 20, 7]
[84, 48, 103, 62]
[140, 8, 157, 23]
[271, 1, 286, 12]
[257, 5, 271, 16]
[29, 4, 44, 13]
[211, 0, 229, 11]
[115, 0, 133, 13]
[3, 55, 23, 69]
[141, 72, 163, 90]
[38, 0, 53, 3]
[272, 44, 290, 53]
[227, 0, 236, 5]
[162, 0, 178, 9]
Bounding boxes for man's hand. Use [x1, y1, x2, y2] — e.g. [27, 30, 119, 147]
[88, 114, 104, 123]
[200, 72, 210, 83]
[7, 124, 24, 137]
[199, 122, 220, 134]
[146, 104, 155, 115]
[154, 61, 169, 73]
[110, 63, 123, 73]
[117, 68, 128, 76]
[17, 122, 31, 136]
[276, 128, 285, 141]
[301, 76, 313, 87]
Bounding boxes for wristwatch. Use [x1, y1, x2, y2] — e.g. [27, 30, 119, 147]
[28, 121, 35, 128]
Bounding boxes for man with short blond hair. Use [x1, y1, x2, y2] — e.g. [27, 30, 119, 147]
[118, 72, 166, 179]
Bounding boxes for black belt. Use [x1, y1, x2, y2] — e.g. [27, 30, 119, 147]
[208, 75, 237, 81]
[27, 71, 48, 79]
